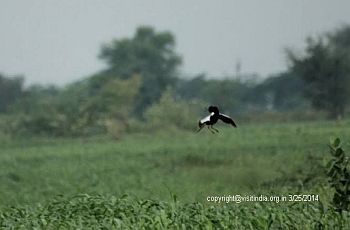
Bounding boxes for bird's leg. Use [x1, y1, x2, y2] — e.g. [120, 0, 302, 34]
[211, 125, 219, 133]
[196, 126, 204, 133]
[207, 126, 215, 134]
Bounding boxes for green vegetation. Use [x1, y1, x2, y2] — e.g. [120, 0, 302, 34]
[99, 26, 181, 115]
[1, 21, 350, 229]
[0, 120, 350, 228]
[288, 26, 350, 119]
[327, 137, 350, 212]
[1, 25, 350, 138]
[1, 194, 349, 229]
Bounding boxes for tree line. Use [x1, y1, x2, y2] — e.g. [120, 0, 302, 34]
[0, 25, 349, 137]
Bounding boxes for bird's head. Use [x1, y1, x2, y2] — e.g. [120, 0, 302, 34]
[208, 105, 219, 114]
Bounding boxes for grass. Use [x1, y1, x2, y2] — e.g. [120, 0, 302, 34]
[0, 119, 350, 228]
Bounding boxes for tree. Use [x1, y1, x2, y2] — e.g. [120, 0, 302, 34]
[248, 72, 306, 111]
[52, 74, 142, 136]
[0, 74, 24, 113]
[77, 74, 142, 138]
[8, 75, 141, 137]
[176, 74, 252, 114]
[7, 85, 64, 136]
[287, 26, 350, 119]
[99, 26, 182, 115]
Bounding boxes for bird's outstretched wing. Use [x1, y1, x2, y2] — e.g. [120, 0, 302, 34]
[218, 113, 237, 127]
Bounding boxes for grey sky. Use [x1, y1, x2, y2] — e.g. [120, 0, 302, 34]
[1, 0, 350, 86]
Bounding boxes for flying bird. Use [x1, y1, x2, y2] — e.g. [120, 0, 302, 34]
[197, 106, 237, 133]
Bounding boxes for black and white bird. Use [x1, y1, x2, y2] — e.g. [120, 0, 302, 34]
[197, 106, 237, 133]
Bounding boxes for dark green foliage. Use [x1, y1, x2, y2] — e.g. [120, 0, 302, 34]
[288, 26, 350, 119]
[176, 75, 252, 114]
[175, 72, 310, 116]
[7, 83, 96, 137]
[327, 137, 350, 212]
[7, 85, 64, 136]
[248, 72, 307, 111]
[100, 26, 182, 115]
[6, 75, 141, 137]
[0, 74, 24, 113]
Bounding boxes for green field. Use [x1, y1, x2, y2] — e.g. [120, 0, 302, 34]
[1, 119, 350, 228]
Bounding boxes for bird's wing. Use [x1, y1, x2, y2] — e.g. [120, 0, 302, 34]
[218, 113, 237, 127]
[199, 113, 214, 125]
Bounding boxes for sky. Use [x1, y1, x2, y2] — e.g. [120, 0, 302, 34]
[1, 0, 350, 86]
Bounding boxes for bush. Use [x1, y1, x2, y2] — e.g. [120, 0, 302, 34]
[5, 75, 142, 138]
[142, 89, 202, 132]
[327, 137, 350, 212]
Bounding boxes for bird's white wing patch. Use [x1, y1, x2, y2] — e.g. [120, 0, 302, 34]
[219, 113, 231, 119]
[199, 112, 214, 124]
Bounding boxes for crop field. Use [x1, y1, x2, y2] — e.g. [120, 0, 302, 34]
[1, 119, 350, 228]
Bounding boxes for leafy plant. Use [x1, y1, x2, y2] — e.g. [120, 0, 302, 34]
[1, 194, 350, 229]
[327, 137, 350, 212]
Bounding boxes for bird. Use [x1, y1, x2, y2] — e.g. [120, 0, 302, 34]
[197, 106, 237, 133]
